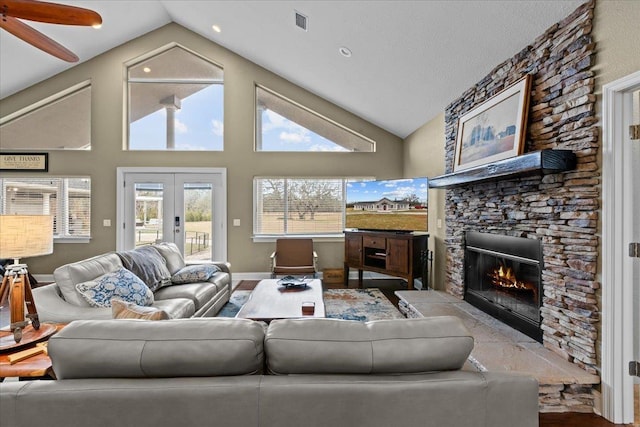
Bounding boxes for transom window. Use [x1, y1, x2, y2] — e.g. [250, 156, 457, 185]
[0, 177, 91, 240]
[127, 46, 224, 151]
[254, 177, 347, 237]
[255, 86, 375, 152]
[0, 81, 91, 151]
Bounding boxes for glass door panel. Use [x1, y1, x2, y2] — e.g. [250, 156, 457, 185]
[134, 182, 165, 246]
[181, 182, 213, 263]
[122, 171, 224, 262]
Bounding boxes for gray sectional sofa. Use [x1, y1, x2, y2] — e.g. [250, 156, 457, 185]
[0, 316, 539, 427]
[32, 242, 231, 322]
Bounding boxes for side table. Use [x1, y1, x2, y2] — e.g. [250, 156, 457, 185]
[0, 323, 65, 381]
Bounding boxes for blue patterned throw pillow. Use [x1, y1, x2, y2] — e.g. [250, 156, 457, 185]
[76, 267, 155, 308]
[171, 264, 219, 284]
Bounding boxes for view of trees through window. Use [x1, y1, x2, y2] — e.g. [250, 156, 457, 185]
[255, 178, 345, 235]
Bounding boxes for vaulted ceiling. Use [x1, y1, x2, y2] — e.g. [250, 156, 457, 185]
[0, 0, 585, 138]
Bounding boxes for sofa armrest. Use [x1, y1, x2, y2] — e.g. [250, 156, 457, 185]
[32, 284, 112, 323]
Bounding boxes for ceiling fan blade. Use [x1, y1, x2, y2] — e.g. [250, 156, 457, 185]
[0, 15, 78, 62]
[2, 0, 102, 26]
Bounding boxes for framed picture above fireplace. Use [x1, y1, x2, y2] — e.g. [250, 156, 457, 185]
[453, 75, 531, 171]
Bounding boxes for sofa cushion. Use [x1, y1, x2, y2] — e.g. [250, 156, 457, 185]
[49, 318, 267, 379]
[151, 298, 196, 319]
[265, 316, 474, 375]
[154, 282, 218, 311]
[153, 242, 186, 275]
[112, 299, 169, 320]
[54, 253, 123, 307]
[171, 264, 219, 284]
[117, 246, 171, 292]
[75, 267, 155, 308]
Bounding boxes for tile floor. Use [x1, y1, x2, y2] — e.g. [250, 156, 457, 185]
[395, 290, 600, 387]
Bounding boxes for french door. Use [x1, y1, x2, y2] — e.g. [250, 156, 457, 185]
[117, 168, 226, 262]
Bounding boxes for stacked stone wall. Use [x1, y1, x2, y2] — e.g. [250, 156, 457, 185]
[444, 0, 599, 377]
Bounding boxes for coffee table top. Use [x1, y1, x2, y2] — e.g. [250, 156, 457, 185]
[236, 279, 325, 321]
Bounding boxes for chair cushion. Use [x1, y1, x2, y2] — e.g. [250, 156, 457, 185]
[75, 267, 154, 308]
[112, 299, 169, 320]
[54, 253, 123, 307]
[265, 316, 474, 375]
[275, 238, 314, 266]
[49, 318, 267, 379]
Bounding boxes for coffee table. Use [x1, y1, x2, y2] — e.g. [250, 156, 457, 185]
[236, 279, 325, 321]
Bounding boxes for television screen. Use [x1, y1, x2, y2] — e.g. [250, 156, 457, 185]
[345, 177, 429, 232]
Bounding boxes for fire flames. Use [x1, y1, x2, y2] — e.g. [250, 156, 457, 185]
[488, 265, 538, 300]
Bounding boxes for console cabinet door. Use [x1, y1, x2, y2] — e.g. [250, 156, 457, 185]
[386, 238, 409, 273]
[345, 233, 362, 267]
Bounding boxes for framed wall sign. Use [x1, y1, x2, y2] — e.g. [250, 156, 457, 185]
[453, 75, 532, 171]
[0, 153, 49, 172]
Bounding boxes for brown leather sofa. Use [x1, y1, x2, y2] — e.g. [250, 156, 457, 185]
[0, 316, 539, 427]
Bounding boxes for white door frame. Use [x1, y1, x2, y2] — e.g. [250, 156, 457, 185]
[116, 167, 227, 261]
[601, 70, 640, 424]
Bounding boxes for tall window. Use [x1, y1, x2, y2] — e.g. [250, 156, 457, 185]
[127, 46, 224, 150]
[0, 177, 91, 239]
[254, 178, 349, 237]
[256, 86, 375, 152]
[0, 81, 91, 150]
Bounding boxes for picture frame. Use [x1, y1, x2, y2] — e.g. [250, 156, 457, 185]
[0, 152, 49, 172]
[453, 75, 532, 171]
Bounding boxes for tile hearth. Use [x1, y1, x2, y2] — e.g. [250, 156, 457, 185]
[396, 290, 600, 413]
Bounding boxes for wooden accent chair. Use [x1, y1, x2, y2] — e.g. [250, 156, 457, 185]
[270, 238, 318, 278]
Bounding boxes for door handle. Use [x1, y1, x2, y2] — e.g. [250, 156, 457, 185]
[630, 242, 640, 258]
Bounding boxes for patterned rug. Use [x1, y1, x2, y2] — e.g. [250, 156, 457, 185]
[217, 288, 403, 321]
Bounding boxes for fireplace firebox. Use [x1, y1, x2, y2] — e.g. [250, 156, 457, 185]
[464, 231, 543, 342]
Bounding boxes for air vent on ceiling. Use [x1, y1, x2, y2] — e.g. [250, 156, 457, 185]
[295, 11, 308, 31]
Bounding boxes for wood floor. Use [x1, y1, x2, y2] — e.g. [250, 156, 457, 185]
[539, 412, 629, 426]
[338, 278, 636, 427]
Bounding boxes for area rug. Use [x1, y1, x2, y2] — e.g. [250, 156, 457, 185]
[217, 288, 403, 321]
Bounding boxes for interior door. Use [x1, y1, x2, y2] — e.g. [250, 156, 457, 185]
[121, 172, 225, 262]
[631, 89, 640, 426]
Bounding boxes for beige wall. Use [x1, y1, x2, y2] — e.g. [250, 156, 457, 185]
[402, 113, 446, 290]
[0, 23, 403, 274]
[593, 0, 640, 89]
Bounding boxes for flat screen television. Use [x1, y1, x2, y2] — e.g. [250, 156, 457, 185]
[345, 177, 428, 232]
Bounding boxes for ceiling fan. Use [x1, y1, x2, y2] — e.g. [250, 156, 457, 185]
[0, 0, 102, 62]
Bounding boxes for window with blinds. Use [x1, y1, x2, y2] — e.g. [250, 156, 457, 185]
[0, 177, 91, 239]
[254, 178, 346, 236]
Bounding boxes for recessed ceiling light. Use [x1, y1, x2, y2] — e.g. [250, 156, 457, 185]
[143, 67, 151, 73]
[92, 23, 102, 29]
[212, 25, 221, 33]
[339, 47, 352, 58]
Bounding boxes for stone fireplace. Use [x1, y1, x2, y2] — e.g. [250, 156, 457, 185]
[464, 231, 543, 342]
[442, 0, 599, 383]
